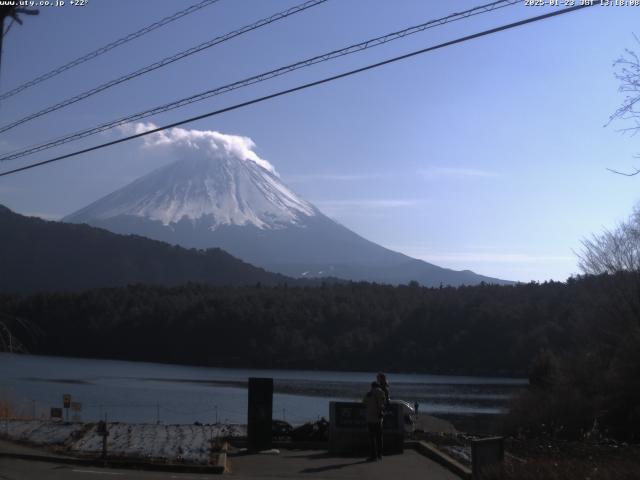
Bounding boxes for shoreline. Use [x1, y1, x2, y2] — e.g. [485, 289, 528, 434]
[0, 352, 529, 383]
[2, 353, 522, 425]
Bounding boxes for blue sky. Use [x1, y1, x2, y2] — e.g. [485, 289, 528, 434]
[0, 0, 639, 282]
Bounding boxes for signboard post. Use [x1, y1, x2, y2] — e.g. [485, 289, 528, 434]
[97, 420, 109, 458]
[62, 394, 71, 422]
[70, 402, 82, 422]
[247, 378, 273, 451]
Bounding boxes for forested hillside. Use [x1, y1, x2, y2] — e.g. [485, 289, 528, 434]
[0, 205, 293, 292]
[0, 277, 601, 376]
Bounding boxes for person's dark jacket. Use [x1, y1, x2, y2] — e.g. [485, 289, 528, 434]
[363, 383, 386, 423]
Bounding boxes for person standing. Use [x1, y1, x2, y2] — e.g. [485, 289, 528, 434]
[377, 372, 390, 405]
[363, 381, 386, 461]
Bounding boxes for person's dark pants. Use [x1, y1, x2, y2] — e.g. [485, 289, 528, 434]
[367, 421, 383, 459]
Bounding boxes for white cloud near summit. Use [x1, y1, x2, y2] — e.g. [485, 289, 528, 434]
[121, 122, 277, 175]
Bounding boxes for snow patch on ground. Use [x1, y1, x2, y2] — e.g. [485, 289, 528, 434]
[1, 419, 84, 445]
[442, 444, 472, 465]
[1, 420, 245, 464]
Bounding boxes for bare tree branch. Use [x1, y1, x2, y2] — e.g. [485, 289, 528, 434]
[578, 208, 640, 326]
[606, 36, 640, 175]
[606, 167, 640, 176]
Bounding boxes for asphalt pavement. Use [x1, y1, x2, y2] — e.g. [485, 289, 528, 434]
[229, 448, 460, 479]
[0, 457, 218, 480]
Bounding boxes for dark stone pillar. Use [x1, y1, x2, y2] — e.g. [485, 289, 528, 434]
[247, 377, 273, 451]
[472, 436, 504, 479]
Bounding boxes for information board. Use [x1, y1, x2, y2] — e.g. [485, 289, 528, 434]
[333, 402, 399, 430]
[334, 402, 366, 429]
[329, 401, 404, 455]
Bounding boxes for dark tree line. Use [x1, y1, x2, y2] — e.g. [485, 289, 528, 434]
[0, 277, 609, 376]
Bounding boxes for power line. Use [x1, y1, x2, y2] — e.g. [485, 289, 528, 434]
[0, 0, 521, 162]
[0, 0, 328, 134]
[0, 3, 596, 179]
[0, 0, 220, 102]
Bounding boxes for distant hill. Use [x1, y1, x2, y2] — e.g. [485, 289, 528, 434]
[0, 205, 294, 293]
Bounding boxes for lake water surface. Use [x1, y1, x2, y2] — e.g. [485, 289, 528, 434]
[0, 353, 527, 425]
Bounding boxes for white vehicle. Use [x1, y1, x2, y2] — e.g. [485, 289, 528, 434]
[389, 399, 416, 433]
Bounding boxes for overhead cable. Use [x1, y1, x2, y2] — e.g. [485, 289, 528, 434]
[0, 0, 520, 161]
[0, 3, 597, 179]
[0, 0, 221, 101]
[0, 0, 328, 133]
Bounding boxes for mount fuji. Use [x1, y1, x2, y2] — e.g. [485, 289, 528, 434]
[64, 127, 510, 286]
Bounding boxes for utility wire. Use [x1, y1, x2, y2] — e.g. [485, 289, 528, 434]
[0, 0, 328, 134]
[0, 0, 520, 162]
[0, 0, 220, 102]
[0, 3, 597, 179]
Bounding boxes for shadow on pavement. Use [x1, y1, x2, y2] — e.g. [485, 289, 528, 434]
[300, 459, 369, 473]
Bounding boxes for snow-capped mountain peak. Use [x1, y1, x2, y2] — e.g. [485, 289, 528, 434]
[65, 130, 316, 230]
